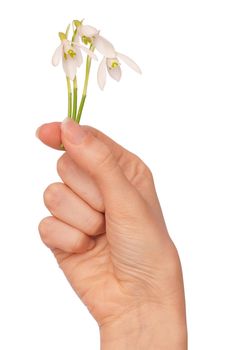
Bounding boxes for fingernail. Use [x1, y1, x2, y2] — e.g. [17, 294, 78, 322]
[61, 118, 87, 145]
[35, 126, 41, 138]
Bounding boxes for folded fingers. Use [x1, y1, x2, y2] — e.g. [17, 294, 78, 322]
[57, 153, 104, 213]
[39, 216, 95, 253]
[43, 182, 105, 236]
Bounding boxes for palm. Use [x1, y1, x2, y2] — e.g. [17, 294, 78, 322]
[53, 234, 129, 324]
[51, 160, 160, 324]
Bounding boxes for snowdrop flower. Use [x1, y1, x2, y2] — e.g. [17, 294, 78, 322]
[72, 20, 99, 70]
[51, 19, 142, 123]
[52, 32, 97, 80]
[73, 19, 99, 45]
[93, 35, 142, 90]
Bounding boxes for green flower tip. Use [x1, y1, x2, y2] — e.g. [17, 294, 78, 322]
[59, 32, 67, 41]
[111, 61, 119, 68]
[73, 19, 83, 28]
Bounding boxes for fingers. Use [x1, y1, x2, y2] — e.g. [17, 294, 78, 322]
[57, 153, 104, 212]
[36, 122, 127, 157]
[36, 122, 62, 150]
[37, 120, 157, 207]
[60, 118, 142, 210]
[43, 182, 105, 236]
[39, 216, 95, 253]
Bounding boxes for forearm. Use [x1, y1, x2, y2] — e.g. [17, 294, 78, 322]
[100, 303, 187, 350]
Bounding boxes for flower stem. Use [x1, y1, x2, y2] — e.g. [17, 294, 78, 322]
[66, 77, 72, 118]
[72, 76, 78, 120]
[76, 45, 94, 123]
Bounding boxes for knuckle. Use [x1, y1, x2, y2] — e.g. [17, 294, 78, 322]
[142, 162, 153, 180]
[130, 157, 154, 185]
[93, 147, 116, 174]
[84, 133, 118, 177]
[71, 235, 85, 253]
[135, 155, 151, 175]
[87, 214, 105, 236]
[43, 183, 63, 211]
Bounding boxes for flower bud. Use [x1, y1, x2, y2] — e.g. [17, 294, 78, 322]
[59, 32, 67, 41]
[73, 19, 83, 28]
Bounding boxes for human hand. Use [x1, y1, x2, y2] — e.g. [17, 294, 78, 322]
[37, 119, 187, 349]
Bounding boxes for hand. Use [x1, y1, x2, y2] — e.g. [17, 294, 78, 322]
[37, 118, 187, 349]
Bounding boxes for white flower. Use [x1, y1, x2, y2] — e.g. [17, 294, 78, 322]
[78, 24, 99, 39]
[52, 33, 97, 80]
[94, 35, 116, 58]
[93, 35, 142, 90]
[73, 20, 99, 44]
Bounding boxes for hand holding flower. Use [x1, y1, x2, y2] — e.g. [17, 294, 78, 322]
[37, 119, 187, 349]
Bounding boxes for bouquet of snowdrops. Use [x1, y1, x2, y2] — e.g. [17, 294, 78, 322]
[52, 19, 142, 123]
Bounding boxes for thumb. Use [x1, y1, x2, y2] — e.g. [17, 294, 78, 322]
[61, 118, 140, 208]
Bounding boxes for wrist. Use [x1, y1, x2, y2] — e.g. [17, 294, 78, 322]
[100, 302, 187, 350]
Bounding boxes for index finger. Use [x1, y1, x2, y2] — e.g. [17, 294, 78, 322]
[36, 122, 62, 150]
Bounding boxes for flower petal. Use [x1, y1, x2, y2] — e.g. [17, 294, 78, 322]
[74, 34, 81, 44]
[107, 66, 122, 82]
[63, 40, 73, 54]
[62, 57, 77, 80]
[52, 44, 63, 66]
[117, 52, 142, 74]
[80, 25, 99, 38]
[78, 44, 98, 60]
[74, 46, 83, 67]
[97, 57, 107, 90]
[93, 35, 116, 58]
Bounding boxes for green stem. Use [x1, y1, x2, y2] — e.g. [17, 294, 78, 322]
[66, 77, 72, 118]
[72, 76, 78, 120]
[76, 45, 94, 123]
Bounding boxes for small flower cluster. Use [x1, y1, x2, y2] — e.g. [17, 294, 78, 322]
[52, 19, 141, 122]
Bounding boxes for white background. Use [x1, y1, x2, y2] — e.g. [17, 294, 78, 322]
[0, 0, 231, 349]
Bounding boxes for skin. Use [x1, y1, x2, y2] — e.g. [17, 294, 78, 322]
[37, 119, 187, 349]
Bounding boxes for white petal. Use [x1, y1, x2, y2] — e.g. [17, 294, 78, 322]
[62, 57, 77, 80]
[93, 35, 116, 58]
[97, 58, 107, 90]
[107, 66, 122, 82]
[117, 52, 142, 74]
[63, 40, 73, 54]
[74, 34, 80, 44]
[78, 44, 98, 60]
[52, 44, 63, 66]
[74, 46, 83, 67]
[80, 25, 99, 37]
